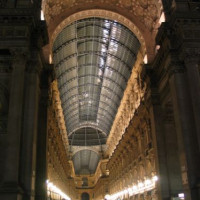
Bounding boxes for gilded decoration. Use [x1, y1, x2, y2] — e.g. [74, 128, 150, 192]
[47, 83, 77, 198]
[43, 0, 163, 32]
[107, 103, 156, 199]
[106, 50, 147, 157]
[50, 80, 69, 153]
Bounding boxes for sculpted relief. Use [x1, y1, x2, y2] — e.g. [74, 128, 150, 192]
[106, 52, 147, 157]
[43, 0, 162, 32]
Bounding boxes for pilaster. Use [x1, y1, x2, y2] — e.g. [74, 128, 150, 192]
[169, 60, 200, 200]
[19, 51, 42, 200]
[183, 48, 200, 150]
[0, 48, 27, 200]
[35, 69, 50, 200]
[149, 88, 170, 200]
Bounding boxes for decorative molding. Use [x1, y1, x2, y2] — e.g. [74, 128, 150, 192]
[71, 159, 109, 189]
[51, 80, 69, 152]
[47, 85, 77, 199]
[106, 103, 156, 199]
[184, 48, 200, 64]
[0, 25, 29, 40]
[10, 48, 29, 66]
[43, 0, 163, 32]
[106, 50, 147, 157]
[71, 145, 107, 157]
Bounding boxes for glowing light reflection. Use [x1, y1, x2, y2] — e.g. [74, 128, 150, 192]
[46, 180, 71, 200]
[105, 176, 158, 200]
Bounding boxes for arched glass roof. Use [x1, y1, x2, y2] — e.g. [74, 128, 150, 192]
[53, 18, 140, 146]
[69, 127, 107, 146]
[72, 149, 100, 175]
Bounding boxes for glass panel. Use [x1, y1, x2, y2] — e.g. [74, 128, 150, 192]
[53, 18, 140, 146]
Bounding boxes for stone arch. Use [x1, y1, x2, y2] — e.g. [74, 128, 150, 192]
[72, 147, 100, 157]
[42, 0, 164, 62]
[50, 10, 146, 56]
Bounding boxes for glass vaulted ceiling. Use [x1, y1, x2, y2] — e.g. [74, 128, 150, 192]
[53, 18, 140, 146]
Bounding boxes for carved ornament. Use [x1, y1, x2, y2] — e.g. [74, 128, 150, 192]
[106, 50, 147, 157]
[43, 0, 163, 32]
[51, 80, 69, 153]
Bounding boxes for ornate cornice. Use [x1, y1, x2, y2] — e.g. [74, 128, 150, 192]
[51, 80, 69, 154]
[106, 50, 147, 157]
[9, 48, 29, 71]
[107, 103, 156, 198]
[70, 145, 106, 157]
[43, 0, 163, 32]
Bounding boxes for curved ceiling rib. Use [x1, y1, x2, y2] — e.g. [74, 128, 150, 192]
[53, 17, 140, 146]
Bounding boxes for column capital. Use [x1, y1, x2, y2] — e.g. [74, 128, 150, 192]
[10, 47, 29, 68]
[10, 47, 29, 57]
[25, 50, 44, 74]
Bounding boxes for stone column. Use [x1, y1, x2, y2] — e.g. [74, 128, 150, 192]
[35, 69, 50, 200]
[149, 90, 170, 200]
[0, 49, 27, 200]
[163, 102, 183, 196]
[184, 48, 200, 149]
[19, 57, 41, 200]
[169, 62, 200, 200]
